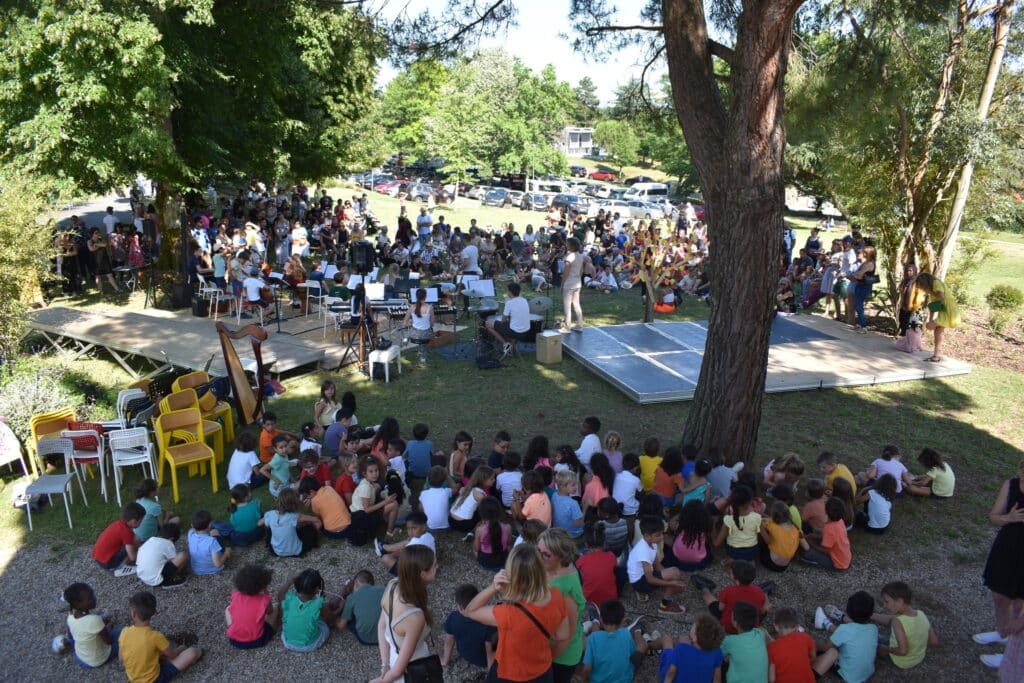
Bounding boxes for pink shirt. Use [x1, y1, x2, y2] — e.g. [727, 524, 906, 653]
[672, 533, 708, 565]
[582, 478, 610, 507]
[226, 591, 271, 642]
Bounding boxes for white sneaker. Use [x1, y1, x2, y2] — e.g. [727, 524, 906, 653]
[814, 606, 834, 631]
[824, 604, 846, 623]
[974, 631, 1009, 645]
[373, 538, 384, 557]
[51, 635, 69, 654]
[981, 653, 1004, 669]
[642, 630, 661, 643]
[731, 462, 745, 473]
[113, 564, 137, 578]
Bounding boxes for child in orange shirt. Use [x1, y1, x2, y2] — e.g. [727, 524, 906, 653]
[513, 470, 552, 526]
[258, 411, 299, 464]
[800, 497, 851, 571]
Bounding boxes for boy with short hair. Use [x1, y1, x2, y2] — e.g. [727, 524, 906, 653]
[638, 436, 662, 492]
[258, 411, 299, 464]
[659, 613, 725, 683]
[627, 516, 686, 613]
[136, 523, 189, 588]
[692, 560, 769, 634]
[298, 450, 332, 487]
[336, 570, 385, 646]
[323, 408, 353, 461]
[187, 510, 230, 576]
[799, 478, 828, 534]
[259, 435, 295, 497]
[817, 451, 857, 495]
[404, 422, 433, 509]
[442, 584, 498, 672]
[874, 581, 939, 670]
[418, 466, 452, 532]
[92, 502, 145, 577]
[487, 430, 511, 471]
[612, 453, 644, 539]
[812, 591, 878, 683]
[375, 512, 436, 575]
[119, 591, 201, 683]
[767, 607, 815, 683]
[720, 601, 769, 683]
[496, 451, 523, 509]
[575, 416, 602, 472]
[551, 468, 584, 538]
[580, 598, 647, 683]
[386, 437, 407, 481]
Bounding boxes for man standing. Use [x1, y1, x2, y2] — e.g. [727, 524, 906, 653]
[416, 207, 432, 248]
[835, 236, 860, 322]
[102, 207, 117, 236]
[486, 282, 531, 358]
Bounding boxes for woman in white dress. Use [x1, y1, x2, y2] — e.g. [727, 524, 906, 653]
[561, 237, 585, 332]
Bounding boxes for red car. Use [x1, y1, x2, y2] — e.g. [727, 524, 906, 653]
[588, 170, 617, 182]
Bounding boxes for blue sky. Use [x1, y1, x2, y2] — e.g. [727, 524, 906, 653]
[375, 0, 665, 106]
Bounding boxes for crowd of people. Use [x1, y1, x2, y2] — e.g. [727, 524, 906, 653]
[55, 380, 1023, 683]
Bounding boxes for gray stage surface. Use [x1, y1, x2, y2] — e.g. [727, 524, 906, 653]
[561, 316, 972, 404]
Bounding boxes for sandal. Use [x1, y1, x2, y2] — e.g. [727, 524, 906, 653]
[925, 356, 943, 363]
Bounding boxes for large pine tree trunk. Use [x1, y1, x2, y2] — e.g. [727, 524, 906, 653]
[155, 180, 182, 271]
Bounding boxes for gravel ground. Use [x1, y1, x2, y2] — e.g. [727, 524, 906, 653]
[2, 520, 1004, 683]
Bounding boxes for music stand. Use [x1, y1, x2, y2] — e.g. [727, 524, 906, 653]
[265, 276, 290, 334]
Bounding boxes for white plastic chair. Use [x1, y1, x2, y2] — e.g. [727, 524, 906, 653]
[322, 296, 346, 339]
[197, 273, 226, 321]
[108, 428, 157, 506]
[0, 421, 28, 479]
[61, 428, 108, 502]
[27, 438, 88, 530]
[102, 388, 147, 431]
[306, 280, 327, 319]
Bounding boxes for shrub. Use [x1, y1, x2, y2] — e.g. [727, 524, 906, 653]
[0, 362, 90, 441]
[947, 237, 996, 308]
[986, 285, 1024, 312]
[988, 310, 1016, 336]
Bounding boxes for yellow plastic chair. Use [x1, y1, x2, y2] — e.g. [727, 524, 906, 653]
[28, 408, 76, 476]
[171, 371, 236, 444]
[159, 389, 224, 463]
[154, 408, 218, 503]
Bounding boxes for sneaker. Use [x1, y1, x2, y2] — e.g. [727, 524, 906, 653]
[113, 564, 137, 578]
[581, 619, 598, 635]
[824, 604, 846, 623]
[974, 631, 1009, 645]
[373, 538, 384, 557]
[857, 326, 868, 334]
[501, 342, 512, 358]
[814, 607, 834, 631]
[626, 615, 644, 633]
[584, 602, 601, 623]
[288, 458, 299, 467]
[57, 592, 68, 611]
[161, 575, 187, 589]
[731, 462, 745, 473]
[558, 327, 571, 334]
[981, 653, 1004, 669]
[690, 574, 716, 592]
[758, 580, 776, 596]
[462, 532, 474, 542]
[51, 635, 70, 655]
[642, 630, 662, 643]
[658, 600, 685, 614]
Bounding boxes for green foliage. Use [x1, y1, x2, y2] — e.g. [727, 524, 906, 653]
[593, 120, 639, 173]
[0, 361, 90, 441]
[573, 77, 601, 124]
[946, 237, 996, 308]
[986, 284, 1024, 312]
[380, 60, 449, 159]
[987, 310, 1015, 335]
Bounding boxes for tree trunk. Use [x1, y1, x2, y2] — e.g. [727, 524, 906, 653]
[155, 179, 182, 271]
[664, 0, 800, 463]
[643, 280, 654, 323]
[935, 0, 1016, 280]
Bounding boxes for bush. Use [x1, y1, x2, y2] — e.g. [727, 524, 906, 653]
[947, 237, 996, 308]
[986, 285, 1024, 312]
[0, 362, 92, 441]
[988, 310, 1015, 335]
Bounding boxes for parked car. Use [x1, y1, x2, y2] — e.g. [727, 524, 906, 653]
[467, 185, 490, 199]
[403, 182, 433, 202]
[481, 188, 510, 207]
[625, 200, 668, 220]
[608, 188, 628, 200]
[588, 170, 617, 182]
[521, 192, 550, 211]
[551, 193, 590, 213]
[569, 165, 588, 178]
[373, 179, 402, 196]
[587, 199, 631, 218]
[623, 175, 657, 186]
[507, 190, 525, 206]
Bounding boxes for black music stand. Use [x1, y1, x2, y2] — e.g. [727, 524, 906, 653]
[265, 276, 290, 334]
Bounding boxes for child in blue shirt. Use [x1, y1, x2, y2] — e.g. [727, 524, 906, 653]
[581, 599, 647, 683]
[551, 469, 584, 538]
[659, 613, 725, 683]
[813, 590, 878, 683]
[403, 423, 434, 509]
[188, 509, 230, 575]
[441, 584, 497, 672]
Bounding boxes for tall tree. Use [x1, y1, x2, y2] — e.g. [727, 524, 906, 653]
[593, 119, 639, 173]
[573, 76, 602, 123]
[379, 59, 450, 161]
[388, 0, 808, 463]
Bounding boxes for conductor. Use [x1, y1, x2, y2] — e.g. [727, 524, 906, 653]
[486, 282, 531, 358]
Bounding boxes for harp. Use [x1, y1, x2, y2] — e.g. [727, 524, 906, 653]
[215, 322, 268, 427]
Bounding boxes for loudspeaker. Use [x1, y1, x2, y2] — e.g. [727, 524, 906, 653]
[171, 283, 192, 309]
[351, 240, 374, 273]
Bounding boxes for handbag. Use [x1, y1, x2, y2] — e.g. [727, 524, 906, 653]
[387, 585, 444, 683]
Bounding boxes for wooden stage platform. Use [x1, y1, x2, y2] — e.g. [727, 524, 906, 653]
[27, 306, 356, 378]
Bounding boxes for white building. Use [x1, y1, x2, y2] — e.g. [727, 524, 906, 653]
[559, 126, 594, 156]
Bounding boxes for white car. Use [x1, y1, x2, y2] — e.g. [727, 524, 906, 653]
[587, 199, 631, 218]
[626, 200, 669, 220]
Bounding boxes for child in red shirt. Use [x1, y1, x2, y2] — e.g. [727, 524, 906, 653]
[258, 411, 299, 464]
[694, 560, 769, 634]
[298, 450, 332, 487]
[577, 524, 620, 607]
[333, 453, 357, 507]
[767, 607, 816, 683]
[92, 503, 145, 575]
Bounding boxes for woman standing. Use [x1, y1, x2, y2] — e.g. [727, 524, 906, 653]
[560, 237, 585, 333]
[914, 272, 961, 362]
[87, 228, 121, 294]
[404, 288, 434, 364]
[850, 244, 877, 333]
[372, 545, 437, 683]
[897, 262, 927, 337]
[977, 459, 1024, 673]
[464, 544, 571, 683]
[538, 528, 585, 683]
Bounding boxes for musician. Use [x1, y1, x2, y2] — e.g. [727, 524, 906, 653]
[461, 235, 482, 276]
[486, 282, 531, 358]
[403, 288, 434, 364]
[241, 266, 273, 319]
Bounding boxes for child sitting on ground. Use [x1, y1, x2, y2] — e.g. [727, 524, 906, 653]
[818, 451, 857, 495]
[576, 524, 620, 606]
[855, 443, 909, 493]
[60, 582, 120, 669]
[612, 454, 644, 541]
[666, 499, 713, 571]
[658, 613, 725, 683]
[349, 456, 400, 543]
[596, 496, 629, 557]
[298, 422, 322, 458]
[133, 479, 179, 544]
[278, 569, 342, 652]
[720, 601, 769, 682]
[580, 598, 648, 683]
[800, 478, 828, 534]
[854, 473, 897, 534]
[333, 453, 358, 507]
[692, 560, 769, 634]
[91, 502, 144, 577]
[812, 591, 878, 682]
[449, 465, 496, 534]
[762, 453, 805, 495]
[261, 487, 321, 557]
[713, 485, 762, 564]
[496, 451, 524, 509]
[638, 437, 662, 492]
[473, 497, 512, 570]
[213, 484, 264, 546]
[136, 523, 188, 588]
[767, 607, 816, 683]
[298, 477, 352, 540]
[188, 510, 230, 576]
[375, 511, 436, 575]
[119, 591, 201, 683]
[258, 411, 299, 464]
[627, 516, 686, 614]
[512, 469, 552, 527]
[226, 564, 279, 649]
[226, 430, 267, 490]
[680, 457, 713, 507]
[260, 435, 296, 497]
[298, 450, 332, 487]
[513, 518, 548, 548]
[770, 482, 802, 528]
[551, 469, 585, 538]
[800, 497, 852, 571]
[759, 500, 802, 572]
[442, 584, 498, 673]
[336, 570, 385, 646]
[707, 447, 744, 501]
[905, 447, 956, 498]
[874, 581, 939, 670]
[831, 477, 857, 530]
[418, 466, 452, 532]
